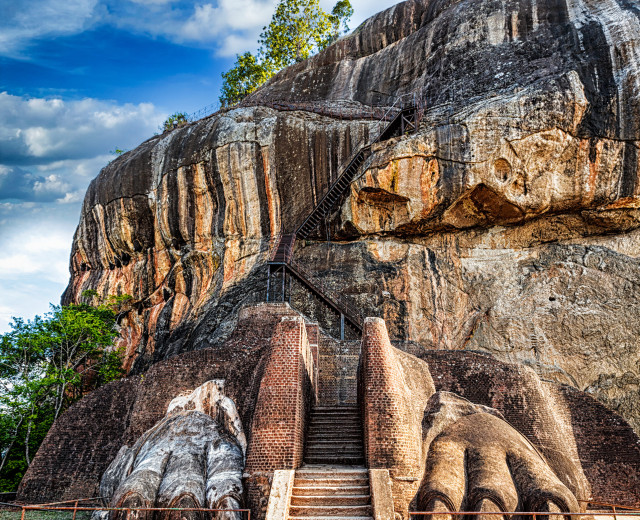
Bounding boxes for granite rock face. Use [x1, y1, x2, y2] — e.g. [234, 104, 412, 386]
[65, 0, 640, 431]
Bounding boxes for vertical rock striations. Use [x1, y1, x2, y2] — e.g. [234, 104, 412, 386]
[65, 0, 640, 430]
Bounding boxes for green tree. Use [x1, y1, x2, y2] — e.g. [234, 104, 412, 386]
[162, 112, 189, 132]
[0, 301, 125, 490]
[329, 0, 354, 40]
[220, 52, 273, 107]
[219, 0, 353, 106]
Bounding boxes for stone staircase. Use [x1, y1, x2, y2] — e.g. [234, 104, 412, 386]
[285, 331, 373, 520]
[288, 466, 372, 520]
[304, 406, 364, 465]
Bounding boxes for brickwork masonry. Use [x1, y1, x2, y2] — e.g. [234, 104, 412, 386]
[245, 315, 317, 517]
[360, 317, 435, 516]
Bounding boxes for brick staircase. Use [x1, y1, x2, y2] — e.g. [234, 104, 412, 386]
[288, 466, 372, 520]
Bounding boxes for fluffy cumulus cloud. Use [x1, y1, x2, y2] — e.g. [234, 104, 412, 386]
[0, 93, 163, 165]
[0, 93, 164, 331]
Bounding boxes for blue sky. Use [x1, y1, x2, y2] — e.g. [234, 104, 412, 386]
[0, 0, 400, 332]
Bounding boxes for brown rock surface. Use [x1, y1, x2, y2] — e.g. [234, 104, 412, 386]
[63, 0, 640, 434]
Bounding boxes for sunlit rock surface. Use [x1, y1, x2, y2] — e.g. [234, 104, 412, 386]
[64, 0, 640, 431]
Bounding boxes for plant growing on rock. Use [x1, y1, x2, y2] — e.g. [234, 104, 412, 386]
[161, 112, 188, 132]
[219, 0, 353, 106]
[0, 301, 125, 491]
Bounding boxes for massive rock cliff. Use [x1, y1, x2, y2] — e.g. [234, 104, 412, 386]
[65, 0, 640, 431]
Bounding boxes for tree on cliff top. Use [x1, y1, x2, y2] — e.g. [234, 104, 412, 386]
[219, 0, 353, 107]
[0, 298, 126, 491]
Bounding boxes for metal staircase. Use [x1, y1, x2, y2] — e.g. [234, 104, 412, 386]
[266, 96, 421, 338]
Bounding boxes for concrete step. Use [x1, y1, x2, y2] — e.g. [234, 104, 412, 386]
[288, 505, 373, 517]
[292, 486, 370, 496]
[290, 495, 371, 507]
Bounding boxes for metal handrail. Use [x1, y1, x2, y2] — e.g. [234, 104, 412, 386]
[288, 257, 363, 328]
[409, 512, 640, 517]
[19, 504, 251, 520]
[579, 501, 640, 512]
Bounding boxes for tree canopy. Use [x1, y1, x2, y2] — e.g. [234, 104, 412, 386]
[0, 297, 126, 491]
[220, 0, 353, 107]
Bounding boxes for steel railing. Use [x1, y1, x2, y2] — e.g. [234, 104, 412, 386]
[409, 510, 640, 520]
[14, 504, 250, 520]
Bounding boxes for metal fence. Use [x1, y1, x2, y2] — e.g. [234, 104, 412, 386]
[409, 502, 640, 520]
[0, 500, 250, 520]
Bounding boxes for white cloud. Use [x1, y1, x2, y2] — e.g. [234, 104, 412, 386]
[0, 0, 99, 56]
[0, 0, 402, 59]
[0, 92, 164, 164]
[0, 203, 78, 332]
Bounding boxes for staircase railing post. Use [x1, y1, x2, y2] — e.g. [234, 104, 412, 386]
[266, 264, 271, 302]
[282, 266, 286, 302]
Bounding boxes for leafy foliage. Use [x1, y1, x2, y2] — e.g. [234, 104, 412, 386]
[219, 0, 353, 106]
[0, 300, 126, 491]
[162, 112, 189, 132]
[220, 52, 274, 107]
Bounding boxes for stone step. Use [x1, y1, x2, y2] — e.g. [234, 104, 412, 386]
[309, 418, 360, 424]
[312, 407, 360, 412]
[311, 408, 359, 413]
[305, 437, 362, 444]
[308, 421, 362, 427]
[304, 453, 364, 461]
[294, 478, 370, 488]
[306, 428, 362, 441]
[309, 416, 360, 421]
[309, 413, 360, 421]
[306, 438, 362, 445]
[305, 443, 363, 450]
[295, 467, 368, 477]
[292, 485, 370, 496]
[305, 446, 364, 454]
[288, 517, 373, 520]
[290, 495, 371, 507]
[309, 421, 362, 432]
[288, 505, 373, 517]
[304, 456, 365, 465]
[307, 431, 362, 437]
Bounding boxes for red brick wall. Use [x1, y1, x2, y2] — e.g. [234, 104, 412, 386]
[245, 315, 317, 518]
[360, 318, 434, 516]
